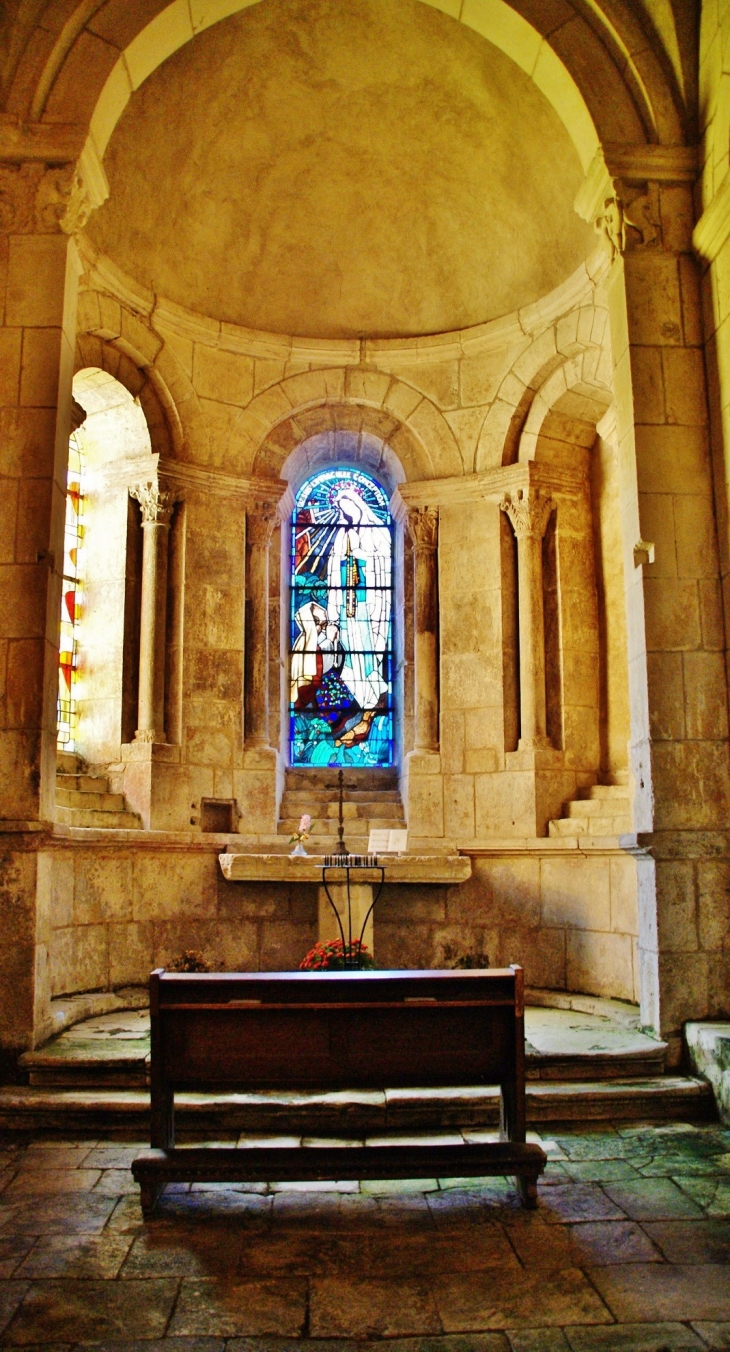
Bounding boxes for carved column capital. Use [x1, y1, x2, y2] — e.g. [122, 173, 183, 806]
[247, 499, 278, 548]
[406, 504, 439, 552]
[501, 488, 554, 540]
[130, 480, 176, 526]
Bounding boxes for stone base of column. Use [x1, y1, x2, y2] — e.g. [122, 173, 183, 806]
[501, 747, 577, 838]
[318, 883, 375, 957]
[120, 741, 183, 832]
[404, 749, 444, 843]
[235, 745, 280, 835]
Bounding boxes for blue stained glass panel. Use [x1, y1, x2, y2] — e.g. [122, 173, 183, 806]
[290, 468, 393, 767]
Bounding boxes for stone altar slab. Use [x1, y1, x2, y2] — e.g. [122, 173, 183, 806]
[218, 853, 472, 884]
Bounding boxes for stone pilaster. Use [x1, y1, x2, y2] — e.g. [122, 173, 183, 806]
[245, 499, 278, 750]
[577, 146, 730, 1059]
[0, 131, 108, 1057]
[406, 505, 439, 753]
[240, 498, 280, 834]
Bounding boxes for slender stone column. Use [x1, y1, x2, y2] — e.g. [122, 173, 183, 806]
[501, 488, 554, 750]
[406, 506, 440, 752]
[130, 482, 175, 743]
[245, 499, 278, 748]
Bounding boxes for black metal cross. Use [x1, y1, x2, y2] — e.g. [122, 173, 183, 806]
[325, 767, 359, 855]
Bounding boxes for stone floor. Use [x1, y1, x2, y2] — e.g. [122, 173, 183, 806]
[0, 1122, 729, 1349]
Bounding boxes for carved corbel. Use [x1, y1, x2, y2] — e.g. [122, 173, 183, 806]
[0, 138, 109, 236]
[575, 151, 663, 262]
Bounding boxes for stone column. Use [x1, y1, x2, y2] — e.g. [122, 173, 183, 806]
[406, 506, 440, 752]
[129, 481, 175, 743]
[501, 488, 554, 749]
[245, 499, 278, 749]
[577, 149, 730, 1060]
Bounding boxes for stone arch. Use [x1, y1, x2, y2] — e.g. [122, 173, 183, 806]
[475, 301, 611, 470]
[75, 318, 185, 460]
[239, 371, 462, 482]
[517, 347, 613, 462]
[7, 0, 690, 188]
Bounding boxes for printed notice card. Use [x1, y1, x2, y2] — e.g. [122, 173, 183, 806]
[367, 828, 408, 854]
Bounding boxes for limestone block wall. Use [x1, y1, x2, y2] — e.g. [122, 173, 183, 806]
[40, 840, 638, 1013]
[377, 850, 639, 1003]
[45, 844, 317, 999]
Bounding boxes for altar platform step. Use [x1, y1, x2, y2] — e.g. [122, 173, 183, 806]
[17, 1003, 668, 1093]
[0, 1076, 713, 1134]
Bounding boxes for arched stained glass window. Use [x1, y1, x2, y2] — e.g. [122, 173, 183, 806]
[290, 468, 393, 767]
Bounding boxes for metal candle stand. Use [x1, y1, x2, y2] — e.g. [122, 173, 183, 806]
[321, 854, 385, 969]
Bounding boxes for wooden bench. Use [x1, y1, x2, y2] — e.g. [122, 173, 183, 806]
[132, 964, 546, 1215]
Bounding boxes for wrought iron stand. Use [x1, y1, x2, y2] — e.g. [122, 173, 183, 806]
[320, 858, 385, 969]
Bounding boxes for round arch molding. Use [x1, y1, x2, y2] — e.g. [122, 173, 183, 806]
[6, 0, 691, 181]
[239, 373, 462, 483]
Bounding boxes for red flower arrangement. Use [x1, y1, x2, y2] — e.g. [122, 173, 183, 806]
[299, 939, 375, 971]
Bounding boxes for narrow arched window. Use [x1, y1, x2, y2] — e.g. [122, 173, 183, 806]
[290, 468, 393, 767]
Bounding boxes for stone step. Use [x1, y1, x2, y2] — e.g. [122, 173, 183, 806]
[567, 797, 630, 818]
[283, 789, 402, 806]
[55, 805, 142, 830]
[56, 773, 112, 795]
[0, 1076, 713, 1132]
[277, 817, 399, 837]
[56, 750, 83, 775]
[21, 1046, 665, 1090]
[56, 787, 127, 813]
[580, 784, 632, 801]
[280, 798, 405, 821]
[285, 768, 399, 792]
[548, 816, 632, 837]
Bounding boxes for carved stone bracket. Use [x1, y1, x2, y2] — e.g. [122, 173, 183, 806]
[0, 139, 109, 236]
[501, 488, 554, 540]
[406, 505, 439, 552]
[246, 499, 279, 548]
[574, 150, 666, 263]
[594, 181, 662, 261]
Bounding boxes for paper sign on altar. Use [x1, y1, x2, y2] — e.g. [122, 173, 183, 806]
[368, 828, 408, 853]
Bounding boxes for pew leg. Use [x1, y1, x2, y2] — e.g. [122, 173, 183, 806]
[139, 1178, 165, 1219]
[516, 1170, 539, 1209]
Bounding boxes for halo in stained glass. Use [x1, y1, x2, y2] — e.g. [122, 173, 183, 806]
[290, 468, 393, 768]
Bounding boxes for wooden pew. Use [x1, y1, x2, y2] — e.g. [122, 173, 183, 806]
[132, 964, 546, 1214]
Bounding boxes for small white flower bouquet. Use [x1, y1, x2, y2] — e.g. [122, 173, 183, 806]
[290, 813, 312, 856]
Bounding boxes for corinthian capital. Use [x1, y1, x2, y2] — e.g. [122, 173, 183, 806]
[406, 505, 439, 552]
[247, 499, 278, 548]
[501, 488, 554, 540]
[130, 480, 175, 526]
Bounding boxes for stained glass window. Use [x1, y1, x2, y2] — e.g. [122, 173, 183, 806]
[57, 431, 85, 750]
[290, 468, 393, 767]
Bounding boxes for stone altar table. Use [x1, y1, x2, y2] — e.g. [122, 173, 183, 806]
[218, 853, 472, 955]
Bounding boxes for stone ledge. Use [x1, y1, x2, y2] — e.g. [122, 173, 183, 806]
[458, 835, 639, 855]
[219, 853, 472, 884]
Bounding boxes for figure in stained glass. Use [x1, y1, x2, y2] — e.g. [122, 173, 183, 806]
[290, 469, 393, 767]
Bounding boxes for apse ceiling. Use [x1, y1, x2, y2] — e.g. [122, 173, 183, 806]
[88, 0, 595, 339]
